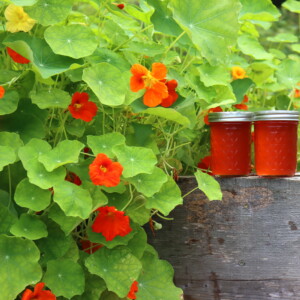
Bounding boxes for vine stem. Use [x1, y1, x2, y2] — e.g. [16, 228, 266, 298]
[164, 31, 186, 54]
[182, 187, 199, 198]
[121, 184, 134, 211]
[7, 165, 12, 209]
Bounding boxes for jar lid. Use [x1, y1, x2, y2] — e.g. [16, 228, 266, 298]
[208, 112, 253, 122]
[254, 110, 300, 121]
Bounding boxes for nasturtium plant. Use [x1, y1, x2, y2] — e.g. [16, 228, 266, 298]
[0, 0, 299, 299]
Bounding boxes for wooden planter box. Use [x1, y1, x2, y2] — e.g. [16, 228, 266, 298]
[147, 176, 300, 300]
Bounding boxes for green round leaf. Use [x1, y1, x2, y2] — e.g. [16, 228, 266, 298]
[0, 235, 42, 300]
[87, 133, 126, 158]
[198, 63, 231, 87]
[124, 41, 165, 56]
[38, 140, 84, 172]
[276, 59, 300, 88]
[0, 132, 23, 159]
[0, 146, 16, 171]
[53, 181, 93, 219]
[195, 170, 222, 201]
[0, 91, 19, 115]
[267, 33, 298, 43]
[128, 167, 168, 197]
[0, 204, 18, 235]
[113, 144, 157, 178]
[146, 176, 182, 216]
[0, 70, 20, 85]
[127, 226, 147, 259]
[11, 0, 38, 5]
[82, 63, 127, 107]
[30, 88, 70, 109]
[10, 214, 48, 240]
[25, 0, 73, 26]
[85, 246, 142, 298]
[137, 252, 182, 300]
[44, 259, 85, 298]
[44, 25, 98, 59]
[282, 0, 300, 13]
[169, 0, 241, 65]
[291, 44, 300, 54]
[14, 178, 52, 211]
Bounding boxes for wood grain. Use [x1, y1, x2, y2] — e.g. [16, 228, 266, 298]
[147, 176, 300, 300]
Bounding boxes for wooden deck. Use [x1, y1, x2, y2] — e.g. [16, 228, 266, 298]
[147, 176, 300, 300]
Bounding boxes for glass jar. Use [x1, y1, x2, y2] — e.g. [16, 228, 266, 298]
[209, 112, 253, 176]
[254, 110, 299, 177]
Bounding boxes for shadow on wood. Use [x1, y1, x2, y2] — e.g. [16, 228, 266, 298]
[147, 176, 300, 300]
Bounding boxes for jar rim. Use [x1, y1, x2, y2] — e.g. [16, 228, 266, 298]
[208, 112, 253, 122]
[254, 110, 299, 121]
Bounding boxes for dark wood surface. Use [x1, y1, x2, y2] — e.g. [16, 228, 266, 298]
[147, 176, 300, 300]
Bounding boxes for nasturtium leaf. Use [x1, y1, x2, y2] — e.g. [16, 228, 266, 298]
[0, 90, 19, 115]
[100, 182, 126, 194]
[146, 176, 182, 216]
[83, 63, 127, 106]
[169, 0, 240, 65]
[123, 41, 166, 56]
[0, 70, 20, 84]
[14, 178, 51, 211]
[10, 214, 47, 240]
[72, 274, 106, 300]
[0, 132, 23, 159]
[30, 88, 70, 109]
[0, 204, 17, 235]
[0, 235, 42, 300]
[35, 219, 73, 263]
[53, 181, 93, 219]
[195, 170, 222, 201]
[125, 3, 154, 24]
[44, 259, 85, 298]
[0, 146, 15, 171]
[81, 182, 108, 210]
[276, 95, 290, 110]
[11, 0, 38, 5]
[231, 78, 254, 103]
[125, 197, 151, 226]
[44, 25, 98, 59]
[276, 59, 300, 88]
[48, 204, 83, 236]
[250, 62, 275, 86]
[282, 0, 300, 13]
[39, 140, 84, 172]
[62, 239, 79, 262]
[18, 139, 66, 189]
[113, 144, 157, 178]
[25, 0, 73, 26]
[239, 0, 280, 21]
[87, 133, 126, 158]
[127, 226, 147, 259]
[65, 119, 85, 138]
[267, 33, 298, 43]
[137, 252, 182, 300]
[291, 44, 300, 54]
[142, 107, 190, 126]
[238, 35, 273, 60]
[128, 167, 168, 197]
[85, 246, 142, 298]
[198, 63, 231, 87]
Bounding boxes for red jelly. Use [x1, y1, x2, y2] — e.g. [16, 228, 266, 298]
[209, 112, 253, 176]
[254, 111, 299, 176]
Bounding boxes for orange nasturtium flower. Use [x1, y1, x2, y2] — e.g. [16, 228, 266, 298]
[92, 206, 132, 241]
[7, 47, 30, 64]
[5, 4, 36, 33]
[233, 95, 249, 110]
[204, 106, 223, 125]
[130, 63, 168, 107]
[231, 66, 247, 80]
[89, 153, 123, 187]
[0, 86, 5, 99]
[127, 281, 139, 299]
[161, 79, 179, 107]
[294, 83, 300, 98]
[113, 3, 125, 9]
[68, 92, 98, 122]
[21, 282, 56, 300]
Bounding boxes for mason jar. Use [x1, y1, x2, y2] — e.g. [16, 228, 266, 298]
[209, 112, 253, 176]
[254, 110, 299, 177]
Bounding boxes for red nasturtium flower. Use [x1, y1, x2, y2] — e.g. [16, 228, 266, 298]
[204, 106, 223, 125]
[65, 172, 82, 186]
[160, 79, 178, 107]
[197, 155, 213, 175]
[231, 66, 246, 80]
[89, 153, 123, 187]
[80, 239, 103, 254]
[0, 86, 5, 98]
[21, 282, 56, 300]
[113, 3, 125, 9]
[130, 63, 168, 107]
[127, 281, 139, 299]
[7, 47, 30, 64]
[68, 92, 98, 122]
[233, 95, 249, 110]
[92, 206, 132, 241]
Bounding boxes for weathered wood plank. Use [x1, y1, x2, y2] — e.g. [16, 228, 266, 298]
[147, 176, 300, 300]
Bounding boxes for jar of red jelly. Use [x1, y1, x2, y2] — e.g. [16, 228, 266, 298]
[209, 112, 253, 176]
[254, 110, 299, 177]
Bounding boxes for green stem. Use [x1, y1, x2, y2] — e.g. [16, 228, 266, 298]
[156, 212, 173, 220]
[80, 152, 95, 158]
[7, 165, 12, 209]
[164, 31, 186, 54]
[182, 187, 199, 198]
[121, 184, 134, 211]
